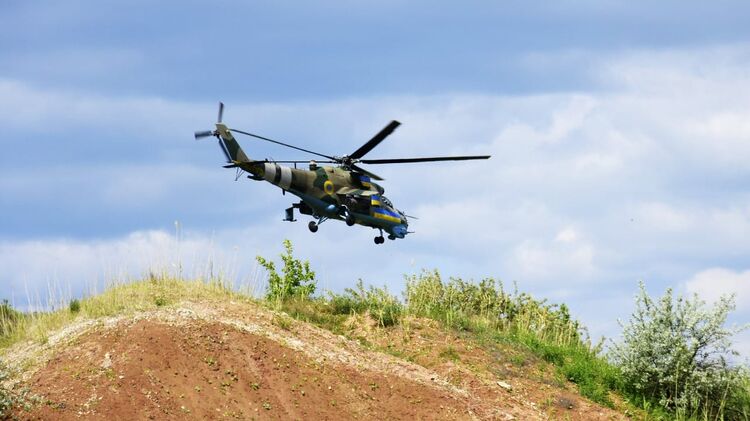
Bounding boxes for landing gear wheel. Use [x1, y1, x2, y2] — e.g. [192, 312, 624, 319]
[308, 221, 319, 233]
[345, 213, 355, 226]
[374, 236, 384, 244]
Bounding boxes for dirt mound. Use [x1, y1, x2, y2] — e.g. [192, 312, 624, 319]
[4, 301, 625, 420]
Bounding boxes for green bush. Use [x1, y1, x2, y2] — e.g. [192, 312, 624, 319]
[69, 299, 81, 313]
[611, 282, 750, 418]
[0, 360, 13, 418]
[257, 239, 316, 301]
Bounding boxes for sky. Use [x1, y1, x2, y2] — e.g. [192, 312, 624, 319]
[1, 1, 750, 357]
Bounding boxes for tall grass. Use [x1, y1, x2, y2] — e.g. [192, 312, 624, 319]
[401, 269, 619, 405]
[0, 273, 255, 349]
[404, 270, 584, 346]
[272, 269, 618, 406]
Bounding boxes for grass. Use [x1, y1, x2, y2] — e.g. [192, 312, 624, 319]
[265, 270, 622, 408]
[0, 273, 251, 350]
[2, 258, 749, 420]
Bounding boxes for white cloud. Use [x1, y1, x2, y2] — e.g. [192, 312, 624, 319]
[0, 229, 267, 309]
[635, 202, 694, 232]
[685, 268, 750, 312]
[3, 44, 750, 355]
[555, 227, 578, 243]
[511, 237, 596, 284]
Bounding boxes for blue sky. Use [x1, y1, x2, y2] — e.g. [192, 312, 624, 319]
[2, 1, 750, 356]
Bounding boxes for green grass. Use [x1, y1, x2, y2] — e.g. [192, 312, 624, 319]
[2, 260, 749, 420]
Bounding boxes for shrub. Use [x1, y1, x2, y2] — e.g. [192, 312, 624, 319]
[69, 299, 81, 313]
[0, 360, 13, 418]
[611, 282, 749, 418]
[257, 239, 316, 301]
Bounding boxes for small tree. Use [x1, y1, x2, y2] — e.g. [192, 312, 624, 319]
[257, 239, 316, 301]
[611, 281, 748, 418]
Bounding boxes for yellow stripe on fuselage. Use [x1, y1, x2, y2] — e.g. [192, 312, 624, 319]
[373, 212, 401, 223]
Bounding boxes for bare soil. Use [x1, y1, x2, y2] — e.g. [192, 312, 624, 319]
[4, 301, 628, 420]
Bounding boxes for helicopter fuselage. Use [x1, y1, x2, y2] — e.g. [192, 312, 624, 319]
[244, 161, 409, 239]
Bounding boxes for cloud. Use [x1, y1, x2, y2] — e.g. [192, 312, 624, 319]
[3, 44, 750, 356]
[684, 268, 750, 312]
[0, 229, 267, 309]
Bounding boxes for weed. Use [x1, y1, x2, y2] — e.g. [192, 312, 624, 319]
[509, 353, 526, 367]
[271, 314, 292, 331]
[439, 346, 460, 362]
[68, 299, 81, 313]
[257, 239, 316, 302]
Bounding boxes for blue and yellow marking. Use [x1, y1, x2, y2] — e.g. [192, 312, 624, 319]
[323, 180, 334, 195]
[373, 208, 401, 223]
[370, 195, 382, 207]
[359, 175, 372, 188]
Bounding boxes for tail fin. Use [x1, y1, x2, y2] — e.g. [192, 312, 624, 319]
[215, 123, 250, 163]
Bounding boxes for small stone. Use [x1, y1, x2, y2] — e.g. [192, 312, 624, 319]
[101, 352, 113, 370]
[497, 381, 512, 391]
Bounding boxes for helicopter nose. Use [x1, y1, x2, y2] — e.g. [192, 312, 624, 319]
[392, 224, 408, 238]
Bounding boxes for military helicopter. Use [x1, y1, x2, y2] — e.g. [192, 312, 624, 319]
[194, 103, 490, 244]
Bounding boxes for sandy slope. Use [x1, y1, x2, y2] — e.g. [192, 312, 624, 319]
[4, 301, 626, 420]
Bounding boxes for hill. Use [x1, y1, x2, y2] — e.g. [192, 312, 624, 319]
[0, 278, 627, 420]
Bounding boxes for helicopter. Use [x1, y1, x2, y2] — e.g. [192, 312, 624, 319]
[194, 103, 490, 244]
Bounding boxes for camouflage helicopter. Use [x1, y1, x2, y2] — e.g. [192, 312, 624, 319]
[194, 103, 490, 244]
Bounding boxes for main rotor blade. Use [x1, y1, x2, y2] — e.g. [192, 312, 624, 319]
[360, 155, 491, 164]
[229, 128, 337, 161]
[217, 102, 224, 123]
[264, 160, 338, 164]
[349, 120, 401, 160]
[194, 130, 213, 139]
[351, 164, 384, 181]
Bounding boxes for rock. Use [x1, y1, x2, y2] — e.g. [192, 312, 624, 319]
[497, 380, 512, 391]
[101, 352, 112, 369]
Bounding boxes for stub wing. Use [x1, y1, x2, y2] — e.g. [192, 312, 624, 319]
[335, 187, 378, 197]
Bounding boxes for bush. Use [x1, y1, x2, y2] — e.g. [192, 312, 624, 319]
[257, 239, 316, 301]
[0, 360, 13, 418]
[69, 299, 81, 313]
[611, 282, 750, 418]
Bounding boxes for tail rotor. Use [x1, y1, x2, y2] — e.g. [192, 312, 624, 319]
[194, 102, 233, 162]
[194, 102, 225, 140]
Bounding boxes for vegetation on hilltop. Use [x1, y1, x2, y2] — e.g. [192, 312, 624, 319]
[1, 240, 749, 420]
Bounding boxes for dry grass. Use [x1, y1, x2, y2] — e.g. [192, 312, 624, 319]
[0, 273, 257, 350]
